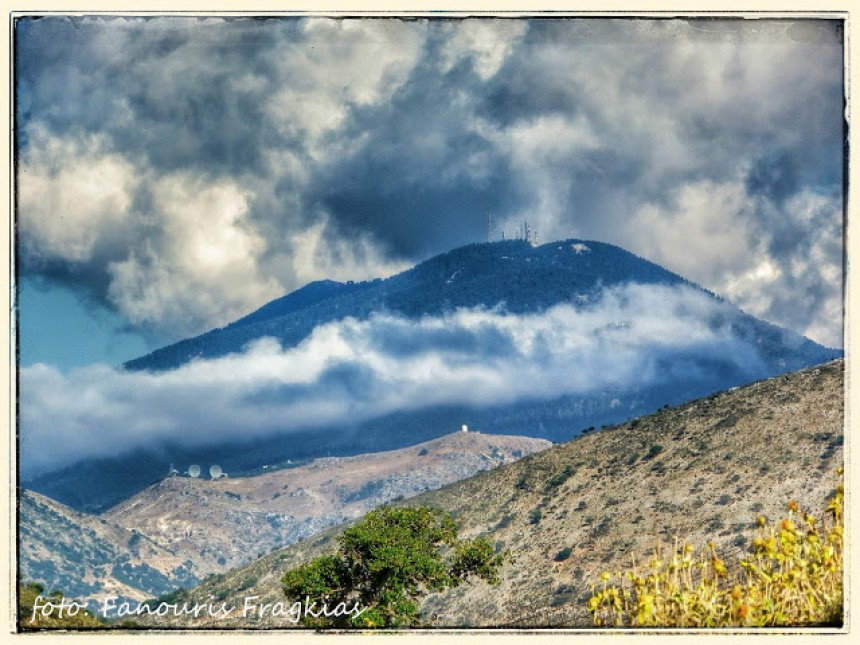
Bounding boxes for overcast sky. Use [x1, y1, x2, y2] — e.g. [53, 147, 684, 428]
[16, 16, 845, 369]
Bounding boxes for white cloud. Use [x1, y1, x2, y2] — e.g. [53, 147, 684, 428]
[20, 283, 769, 477]
[758, 190, 843, 348]
[277, 215, 411, 287]
[439, 19, 528, 81]
[626, 179, 754, 289]
[265, 18, 425, 157]
[18, 125, 140, 263]
[16, 17, 843, 351]
[623, 182, 843, 348]
[484, 113, 603, 240]
[106, 173, 281, 335]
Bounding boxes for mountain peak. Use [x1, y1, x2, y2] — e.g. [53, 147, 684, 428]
[123, 238, 692, 373]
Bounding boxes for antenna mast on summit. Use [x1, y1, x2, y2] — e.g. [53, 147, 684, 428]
[487, 211, 493, 243]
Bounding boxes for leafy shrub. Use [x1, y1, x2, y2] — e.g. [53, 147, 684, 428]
[545, 465, 576, 491]
[281, 506, 511, 628]
[145, 587, 186, 607]
[588, 516, 613, 539]
[554, 547, 574, 562]
[704, 513, 725, 532]
[644, 444, 663, 461]
[552, 583, 577, 606]
[587, 471, 844, 627]
[650, 461, 667, 475]
[238, 576, 258, 592]
[529, 508, 543, 525]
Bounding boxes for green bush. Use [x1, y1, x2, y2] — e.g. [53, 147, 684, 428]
[554, 547, 573, 562]
[238, 576, 258, 592]
[644, 444, 663, 461]
[545, 465, 576, 491]
[281, 506, 511, 628]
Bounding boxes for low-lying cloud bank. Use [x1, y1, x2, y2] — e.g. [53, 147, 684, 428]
[20, 284, 776, 477]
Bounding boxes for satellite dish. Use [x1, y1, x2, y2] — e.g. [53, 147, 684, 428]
[188, 464, 201, 478]
[209, 464, 223, 479]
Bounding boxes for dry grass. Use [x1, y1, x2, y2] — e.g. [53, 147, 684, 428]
[588, 470, 843, 627]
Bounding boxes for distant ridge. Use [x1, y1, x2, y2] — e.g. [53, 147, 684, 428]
[19, 490, 201, 605]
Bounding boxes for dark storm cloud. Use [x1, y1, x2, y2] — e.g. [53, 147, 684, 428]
[746, 153, 800, 207]
[311, 41, 513, 257]
[15, 16, 844, 346]
[16, 17, 287, 175]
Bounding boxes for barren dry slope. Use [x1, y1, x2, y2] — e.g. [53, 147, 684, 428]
[19, 491, 201, 603]
[140, 359, 843, 629]
[102, 431, 550, 575]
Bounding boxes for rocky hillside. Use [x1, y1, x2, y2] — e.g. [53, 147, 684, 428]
[20, 431, 548, 605]
[146, 359, 843, 628]
[103, 431, 549, 575]
[19, 491, 200, 603]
